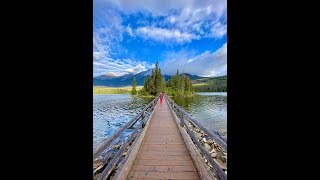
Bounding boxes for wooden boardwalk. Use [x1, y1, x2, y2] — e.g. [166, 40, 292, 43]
[127, 98, 200, 179]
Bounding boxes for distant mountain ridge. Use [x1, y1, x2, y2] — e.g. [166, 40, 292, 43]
[93, 70, 206, 87]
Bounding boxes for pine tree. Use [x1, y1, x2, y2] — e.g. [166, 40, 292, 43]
[143, 77, 148, 91]
[131, 77, 137, 95]
[156, 68, 163, 94]
[172, 69, 179, 91]
[165, 69, 194, 96]
[176, 70, 182, 92]
[162, 76, 166, 92]
[182, 73, 185, 94]
[155, 60, 159, 92]
[149, 69, 155, 95]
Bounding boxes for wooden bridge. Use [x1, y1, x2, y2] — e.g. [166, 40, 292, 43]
[93, 94, 227, 180]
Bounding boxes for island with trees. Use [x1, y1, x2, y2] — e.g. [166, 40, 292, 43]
[131, 60, 194, 97]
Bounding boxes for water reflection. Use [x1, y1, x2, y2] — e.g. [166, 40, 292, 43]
[172, 92, 227, 140]
[93, 93, 227, 149]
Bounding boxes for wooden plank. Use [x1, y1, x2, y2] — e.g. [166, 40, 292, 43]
[128, 171, 199, 179]
[166, 97, 217, 180]
[139, 147, 188, 152]
[131, 165, 197, 172]
[134, 159, 195, 166]
[142, 139, 184, 143]
[123, 98, 200, 179]
[139, 144, 186, 148]
[128, 177, 199, 180]
[143, 135, 183, 139]
[138, 151, 190, 156]
[136, 155, 192, 161]
[128, 179, 200, 180]
[112, 100, 159, 180]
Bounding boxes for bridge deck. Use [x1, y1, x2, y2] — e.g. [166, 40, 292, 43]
[128, 98, 200, 179]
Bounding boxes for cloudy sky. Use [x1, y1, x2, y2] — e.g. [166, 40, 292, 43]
[93, 0, 227, 77]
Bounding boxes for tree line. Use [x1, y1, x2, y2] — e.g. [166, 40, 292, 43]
[193, 78, 227, 92]
[131, 60, 194, 96]
[166, 70, 194, 96]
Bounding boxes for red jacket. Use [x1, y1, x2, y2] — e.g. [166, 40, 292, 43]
[160, 93, 163, 99]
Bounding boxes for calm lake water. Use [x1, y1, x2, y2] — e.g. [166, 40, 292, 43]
[93, 94, 153, 149]
[172, 92, 227, 141]
[93, 92, 227, 149]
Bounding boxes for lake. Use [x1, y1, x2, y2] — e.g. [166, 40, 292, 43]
[172, 92, 227, 141]
[93, 94, 153, 149]
[93, 92, 227, 149]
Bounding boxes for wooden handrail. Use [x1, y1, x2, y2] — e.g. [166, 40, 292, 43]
[94, 94, 160, 179]
[164, 94, 227, 152]
[164, 94, 227, 180]
[97, 128, 140, 180]
[93, 95, 160, 160]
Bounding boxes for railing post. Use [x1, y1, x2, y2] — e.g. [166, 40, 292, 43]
[180, 108, 184, 127]
[141, 111, 146, 128]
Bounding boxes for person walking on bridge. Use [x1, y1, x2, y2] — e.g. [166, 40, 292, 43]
[160, 92, 163, 104]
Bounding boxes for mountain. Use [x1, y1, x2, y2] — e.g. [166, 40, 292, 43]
[191, 75, 227, 84]
[93, 71, 147, 87]
[192, 75, 227, 92]
[95, 72, 117, 80]
[93, 70, 208, 87]
[180, 73, 205, 80]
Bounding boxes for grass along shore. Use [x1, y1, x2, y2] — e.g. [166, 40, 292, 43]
[93, 86, 143, 94]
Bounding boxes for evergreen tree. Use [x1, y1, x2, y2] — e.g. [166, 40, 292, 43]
[149, 69, 155, 95]
[131, 77, 137, 95]
[176, 70, 182, 92]
[165, 69, 194, 96]
[155, 60, 159, 92]
[162, 76, 166, 92]
[143, 77, 148, 91]
[181, 73, 185, 94]
[156, 67, 163, 94]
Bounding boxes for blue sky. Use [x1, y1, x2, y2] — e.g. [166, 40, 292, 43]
[93, 0, 227, 77]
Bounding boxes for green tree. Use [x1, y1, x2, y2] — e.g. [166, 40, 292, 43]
[131, 77, 137, 95]
[155, 60, 159, 91]
[181, 73, 185, 94]
[156, 67, 163, 94]
[153, 60, 165, 95]
[165, 69, 194, 96]
[175, 70, 182, 91]
[162, 76, 166, 92]
[143, 77, 148, 91]
[149, 69, 155, 95]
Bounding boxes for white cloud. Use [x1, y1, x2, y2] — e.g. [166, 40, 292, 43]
[209, 22, 227, 38]
[136, 26, 198, 43]
[161, 43, 227, 77]
[164, 3, 227, 38]
[93, 0, 227, 77]
[124, 64, 147, 74]
[93, 28, 153, 77]
[104, 0, 225, 17]
[126, 25, 134, 37]
[102, 0, 227, 41]
[93, 52, 154, 76]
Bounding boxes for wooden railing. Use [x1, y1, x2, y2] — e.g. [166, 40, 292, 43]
[93, 95, 160, 180]
[165, 94, 227, 180]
